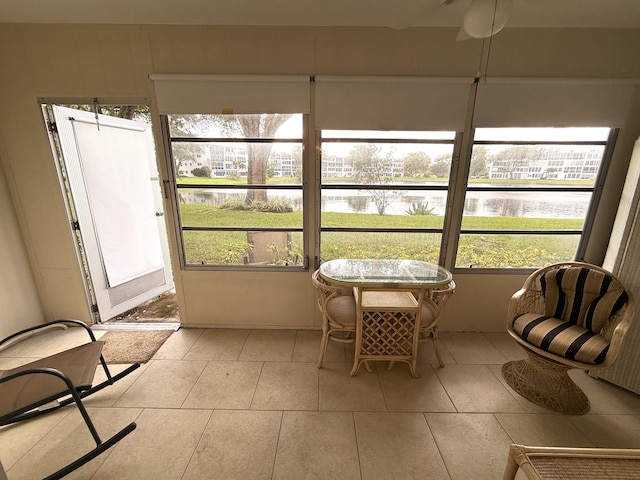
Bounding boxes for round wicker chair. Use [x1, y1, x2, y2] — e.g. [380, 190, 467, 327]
[502, 262, 635, 414]
[418, 279, 456, 367]
[312, 269, 357, 368]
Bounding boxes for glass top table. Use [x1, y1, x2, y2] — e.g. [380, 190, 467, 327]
[318, 259, 452, 288]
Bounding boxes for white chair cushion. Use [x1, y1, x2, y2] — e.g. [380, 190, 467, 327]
[326, 295, 357, 327]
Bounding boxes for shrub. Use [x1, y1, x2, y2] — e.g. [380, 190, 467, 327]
[219, 196, 293, 213]
[405, 201, 435, 216]
[191, 166, 211, 178]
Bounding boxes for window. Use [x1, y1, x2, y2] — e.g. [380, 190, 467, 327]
[456, 127, 615, 269]
[319, 130, 457, 263]
[165, 113, 306, 268]
[151, 75, 633, 273]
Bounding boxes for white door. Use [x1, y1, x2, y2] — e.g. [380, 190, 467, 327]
[51, 105, 174, 322]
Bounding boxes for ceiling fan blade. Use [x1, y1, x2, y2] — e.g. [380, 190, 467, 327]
[463, 0, 513, 39]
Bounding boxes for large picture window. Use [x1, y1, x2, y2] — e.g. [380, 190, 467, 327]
[165, 113, 306, 268]
[319, 130, 457, 263]
[456, 127, 615, 269]
[151, 75, 631, 273]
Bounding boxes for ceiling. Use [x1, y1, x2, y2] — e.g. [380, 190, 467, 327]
[1, 0, 640, 29]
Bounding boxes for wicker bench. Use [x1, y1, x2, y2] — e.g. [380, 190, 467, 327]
[503, 444, 640, 480]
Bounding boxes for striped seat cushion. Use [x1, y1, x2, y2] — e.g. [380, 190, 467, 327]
[540, 266, 628, 332]
[513, 313, 610, 364]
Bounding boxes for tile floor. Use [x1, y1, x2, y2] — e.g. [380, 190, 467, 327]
[2, 327, 640, 479]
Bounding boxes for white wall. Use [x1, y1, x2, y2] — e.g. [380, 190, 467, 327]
[0, 24, 639, 333]
[0, 157, 44, 338]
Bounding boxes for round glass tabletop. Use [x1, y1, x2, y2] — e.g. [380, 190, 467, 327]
[319, 259, 452, 287]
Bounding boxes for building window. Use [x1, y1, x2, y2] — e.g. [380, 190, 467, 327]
[165, 113, 305, 268]
[456, 127, 615, 269]
[319, 130, 457, 263]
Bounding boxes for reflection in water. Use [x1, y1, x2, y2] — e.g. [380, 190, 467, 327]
[180, 189, 589, 219]
[347, 196, 369, 212]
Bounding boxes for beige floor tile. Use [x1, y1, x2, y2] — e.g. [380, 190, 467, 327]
[324, 339, 350, 364]
[436, 364, 525, 413]
[114, 359, 207, 408]
[416, 336, 456, 365]
[238, 329, 296, 362]
[567, 414, 640, 448]
[90, 408, 211, 480]
[6, 407, 141, 480]
[273, 411, 360, 480]
[572, 370, 640, 415]
[183, 410, 281, 480]
[495, 413, 594, 447]
[83, 362, 149, 407]
[182, 360, 263, 409]
[355, 412, 450, 480]
[483, 332, 528, 361]
[153, 327, 204, 360]
[251, 362, 319, 410]
[377, 364, 456, 412]
[319, 363, 387, 411]
[439, 332, 510, 364]
[426, 412, 513, 480]
[293, 329, 348, 364]
[8, 329, 640, 480]
[0, 409, 70, 470]
[291, 329, 321, 362]
[183, 328, 249, 361]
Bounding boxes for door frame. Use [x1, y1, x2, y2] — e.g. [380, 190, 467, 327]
[41, 99, 176, 324]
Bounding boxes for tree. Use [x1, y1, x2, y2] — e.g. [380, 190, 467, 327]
[469, 145, 489, 178]
[489, 145, 547, 180]
[68, 105, 217, 176]
[403, 151, 431, 177]
[66, 104, 149, 122]
[214, 114, 292, 204]
[349, 145, 403, 215]
[430, 154, 451, 178]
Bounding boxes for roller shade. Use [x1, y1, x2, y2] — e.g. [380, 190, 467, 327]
[473, 78, 638, 128]
[149, 74, 311, 114]
[314, 76, 473, 131]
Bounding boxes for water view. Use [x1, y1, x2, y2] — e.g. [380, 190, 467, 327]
[179, 187, 589, 220]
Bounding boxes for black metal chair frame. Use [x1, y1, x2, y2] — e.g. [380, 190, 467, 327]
[0, 319, 141, 479]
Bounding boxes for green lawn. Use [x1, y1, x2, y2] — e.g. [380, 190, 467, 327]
[179, 204, 582, 267]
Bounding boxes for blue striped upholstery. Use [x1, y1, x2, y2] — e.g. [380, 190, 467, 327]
[512, 266, 629, 365]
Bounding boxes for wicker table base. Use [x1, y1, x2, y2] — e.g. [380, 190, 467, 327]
[503, 444, 640, 480]
[502, 350, 590, 414]
[351, 289, 421, 378]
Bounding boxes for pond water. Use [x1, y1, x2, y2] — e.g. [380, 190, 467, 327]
[179, 187, 589, 219]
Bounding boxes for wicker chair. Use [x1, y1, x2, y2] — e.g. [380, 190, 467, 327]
[312, 269, 357, 368]
[502, 262, 635, 414]
[418, 279, 456, 367]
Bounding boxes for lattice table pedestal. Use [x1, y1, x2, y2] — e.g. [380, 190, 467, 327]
[351, 289, 421, 377]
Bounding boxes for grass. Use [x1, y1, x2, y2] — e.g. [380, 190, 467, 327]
[179, 204, 583, 267]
